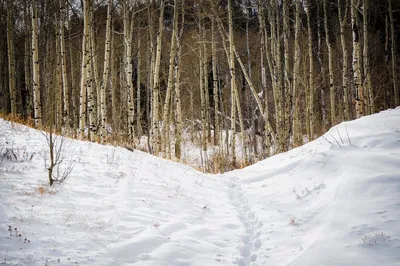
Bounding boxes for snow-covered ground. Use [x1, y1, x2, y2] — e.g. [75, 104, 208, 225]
[1, 108, 400, 266]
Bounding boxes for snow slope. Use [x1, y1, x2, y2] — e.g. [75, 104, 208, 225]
[1, 108, 400, 266]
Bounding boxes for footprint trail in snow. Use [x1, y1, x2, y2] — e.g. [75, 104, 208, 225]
[229, 176, 263, 266]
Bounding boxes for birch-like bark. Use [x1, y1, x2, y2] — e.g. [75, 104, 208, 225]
[7, 0, 17, 116]
[99, 0, 112, 143]
[31, 0, 42, 127]
[174, 0, 185, 160]
[388, 0, 398, 106]
[122, 1, 135, 142]
[136, 33, 142, 138]
[152, 0, 165, 154]
[351, 0, 364, 118]
[338, 0, 350, 120]
[199, 19, 207, 155]
[324, 0, 335, 125]
[87, 3, 95, 141]
[363, 0, 373, 114]
[292, 0, 301, 146]
[24, 4, 33, 118]
[60, 0, 69, 132]
[306, 0, 314, 140]
[162, 0, 178, 156]
[79, 0, 91, 139]
[228, 0, 236, 167]
[68, 5, 77, 133]
[211, 17, 219, 146]
[90, 21, 100, 134]
[283, 0, 291, 149]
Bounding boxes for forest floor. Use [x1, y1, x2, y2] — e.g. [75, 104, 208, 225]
[0, 108, 400, 265]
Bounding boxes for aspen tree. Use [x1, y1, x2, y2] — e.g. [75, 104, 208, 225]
[110, 19, 120, 134]
[7, 0, 16, 116]
[388, 0, 398, 106]
[317, 1, 327, 131]
[152, 0, 165, 154]
[136, 33, 142, 138]
[203, 22, 211, 144]
[211, 17, 219, 146]
[147, 3, 156, 153]
[228, 0, 237, 167]
[292, 0, 301, 146]
[60, 0, 69, 132]
[79, 0, 91, 139]
[163, 0, 178, 155]
[86, 2, 95, 141]
[324, 0, 335, 125]
[162, 0, 178, 157]
[90, 21, 100, 131]
[306, 0, 315, 140]
[283, 0, 292, 149]
[31, 0, 42, 127]
[351, 0, 364, 118]
[363, 0, 373, 114]
[258, 3, 272, 156]
[122, 0, 135, 142]
[24, 3, 33, 118]
[100, 0, 112, 143]
[338, 0, 350, 120]
[174, 0, 185, 160]
[68, 5, 77, 133]
[199, 17, 207, 156]
[55, 10, 63, 131]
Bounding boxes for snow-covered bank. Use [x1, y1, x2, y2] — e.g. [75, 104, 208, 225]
[1, 108, 400, 265]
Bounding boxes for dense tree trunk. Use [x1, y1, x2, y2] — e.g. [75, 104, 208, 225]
[228, 0, 236, 167]
[79, 0, 91, 139]
[31, 0, 42, 127]
[363, 0, 373, 114]
[306, 0, 315, 140]
[351, 0, 364, 118]
[100, 0, 112, 143]
[7, 0, 17, 116]
[324, 0, 335, 125]
[162, 0, 178, 157]
[388, 0, 398, 107]
[338, 0, 350, 120]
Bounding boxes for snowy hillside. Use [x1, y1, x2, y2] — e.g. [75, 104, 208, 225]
[1, 108, 400, 266]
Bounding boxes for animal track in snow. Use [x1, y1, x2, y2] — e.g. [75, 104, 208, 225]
[229, 176, 263, 266]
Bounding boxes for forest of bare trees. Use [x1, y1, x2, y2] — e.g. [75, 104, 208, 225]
[1, 0, 399, 171]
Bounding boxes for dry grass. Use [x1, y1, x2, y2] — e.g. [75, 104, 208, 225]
[23, 185, 57, 196]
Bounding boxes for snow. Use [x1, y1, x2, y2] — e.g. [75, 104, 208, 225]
[1, 108, 400, 266]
